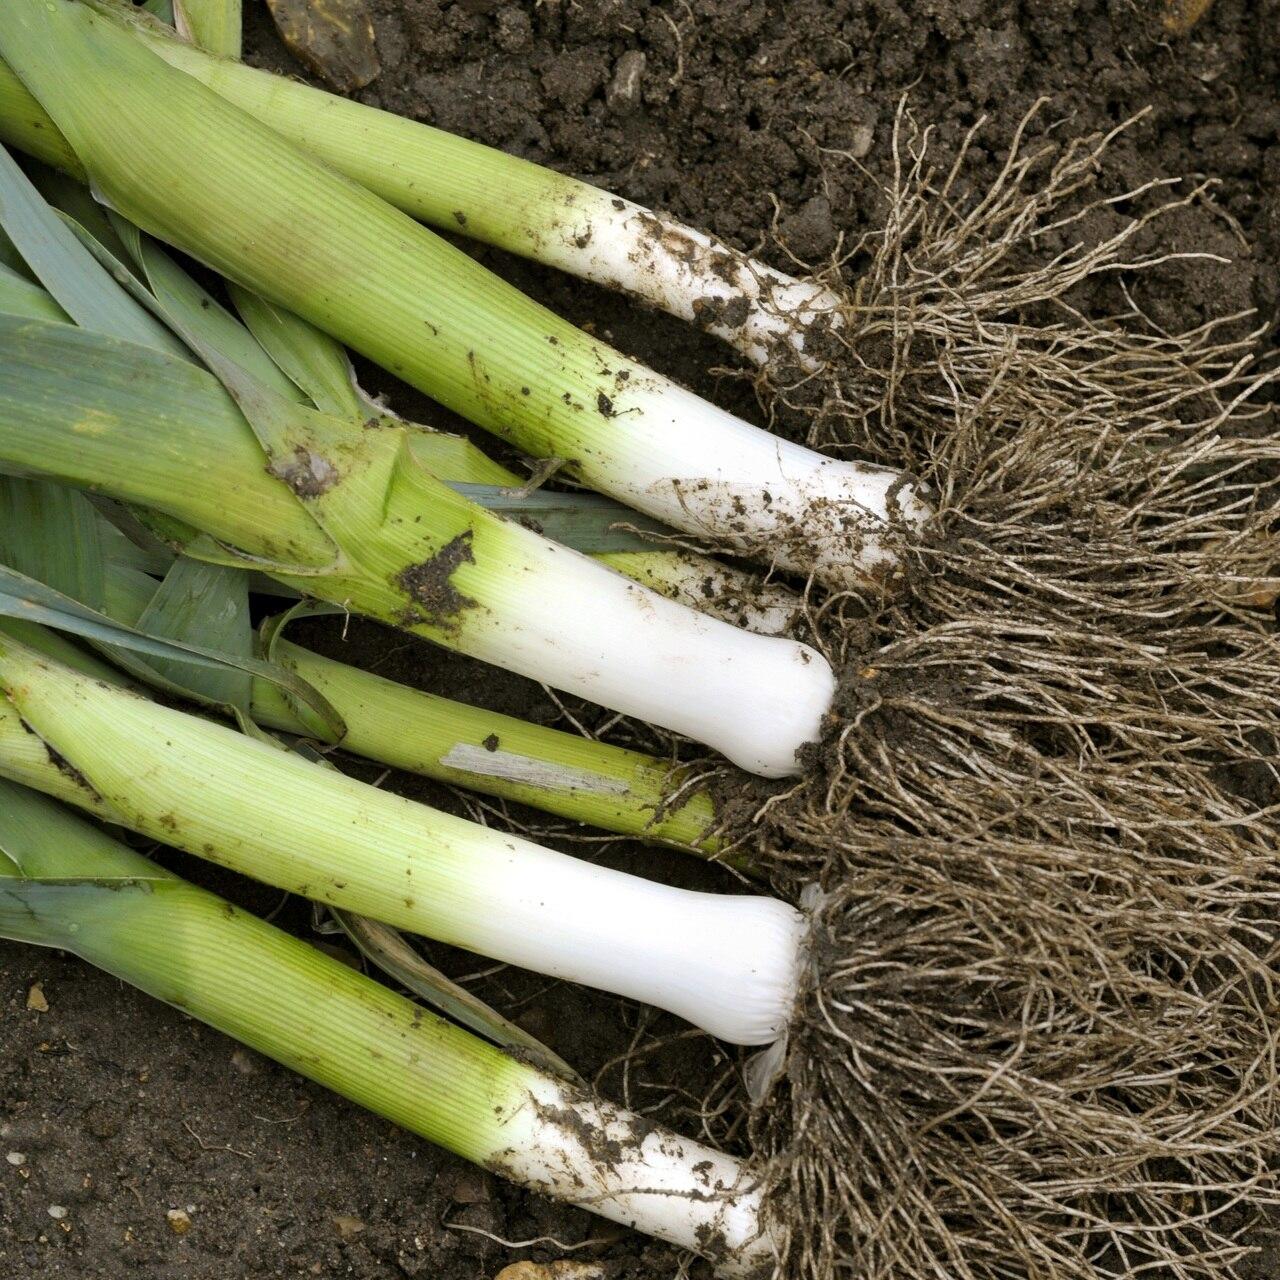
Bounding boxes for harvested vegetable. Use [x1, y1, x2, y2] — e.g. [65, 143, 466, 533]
[0, 629, 804, 1046]
[0, 143, 826, 777]
[0, 779, 771, 1275]
[106, 554, 724, 854]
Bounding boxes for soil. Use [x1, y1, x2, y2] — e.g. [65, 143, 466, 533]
[3, 1, 1279, 1277]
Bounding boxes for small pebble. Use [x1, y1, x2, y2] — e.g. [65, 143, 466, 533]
[5, 1152, 25, 1167]
[229, 1048, 256, 1076]
[332, 1213, 364, 1241]
[495, 1263, 605, 1280]
[607, 50, 647, 114]
[849, 124, 875, 159]
[47, 1205, 67, 1221]
[26, 983, 48, 1012]
[166, 1207, 191, 1236]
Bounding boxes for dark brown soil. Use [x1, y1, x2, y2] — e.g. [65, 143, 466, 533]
[3, 1, 1278, 1277]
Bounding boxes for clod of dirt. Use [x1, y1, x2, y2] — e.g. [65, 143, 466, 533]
[606, 50, 646, 114]
[396, 532, 478, 628]
[264, 0, 380, 91]
[780, 194, 837, 261]
[268, 447, 340, 498]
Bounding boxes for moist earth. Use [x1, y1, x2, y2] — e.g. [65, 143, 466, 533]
[2, 1, 1278, 1277]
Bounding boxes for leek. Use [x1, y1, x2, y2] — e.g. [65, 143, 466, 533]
[5, 180, 803, 640]
[99, 557, 721, 854]
[256, 638, 722, 855]
[126, 0, 832, 367]
[0, 160, 824, 776]
[0, 0, 929, 590]
[0, 779, 770, 1275]
[0, 0, 831, 368]
[0, 631, 808, 1047]
[0, 311, 832, 776]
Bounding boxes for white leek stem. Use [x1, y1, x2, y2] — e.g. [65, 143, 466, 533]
[497, 1072, 772, 1276]
[0, 637, 808, 1045]
[458, 534, 836, 778]
[533, 196, 841, 367]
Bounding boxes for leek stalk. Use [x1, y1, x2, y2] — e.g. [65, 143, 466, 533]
[0, 779, 770, 1275]
[121, 0, 832, 367]
[99, 558, 722, 854]
[0, 631, 807, 1047]
[0, 312, 833, 776]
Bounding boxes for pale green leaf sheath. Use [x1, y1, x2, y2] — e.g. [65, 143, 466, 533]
[102, 552, 722, 854]
[0, 782, 771, 1276]
[260, 638, 723, 854]
[174, 0, 241, 59]
[0, 0, 928, 591]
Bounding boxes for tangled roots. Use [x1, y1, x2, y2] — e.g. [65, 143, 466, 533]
[747, 105, 1280, 1279]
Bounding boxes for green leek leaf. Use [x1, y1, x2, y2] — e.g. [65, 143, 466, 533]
[0, 564, 344, 740]
[0, 143, 182, 355]
[0, 476, 105, 612]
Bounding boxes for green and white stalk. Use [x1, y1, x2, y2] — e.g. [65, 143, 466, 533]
[130, 0, 833, 367]
[226, 281, 804, 636]
[0, 0, 831, 369]
[0, 211, 801, 641]
[0, 1, 928, 590]
[0, 633, 809, 1046]
[95, 558, 722, 854]
[0, 781, 772, 1274]
[0, 313, 832, 775]
[256, 638, 724, 854]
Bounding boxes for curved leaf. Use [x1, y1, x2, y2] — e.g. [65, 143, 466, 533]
[0, 564, 345, 741]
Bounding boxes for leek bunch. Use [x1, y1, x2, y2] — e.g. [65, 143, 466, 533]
[0, 9, 1276, 1280]
[0, 0, 929, 592]
[0, 627, 802, 1046]
[0, 114, 834, 777]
